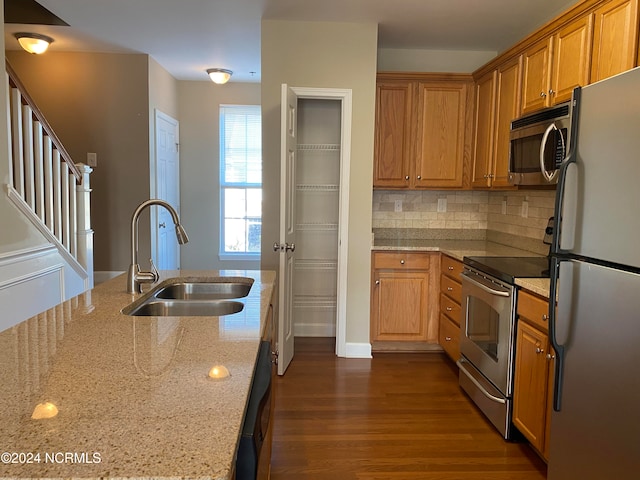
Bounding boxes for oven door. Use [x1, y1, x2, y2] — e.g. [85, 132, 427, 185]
[460, 268, 516, 395]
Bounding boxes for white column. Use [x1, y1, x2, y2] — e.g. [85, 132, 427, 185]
[75, 163, 94, 289]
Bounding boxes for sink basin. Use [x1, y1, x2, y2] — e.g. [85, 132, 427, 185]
[154, 279, 253, 300]
[124, 299, 245, 317]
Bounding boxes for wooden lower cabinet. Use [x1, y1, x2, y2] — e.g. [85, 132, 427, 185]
[438, 255, 463, 362]
[513, 290, 554, 460]
[371, 252, 438, 348]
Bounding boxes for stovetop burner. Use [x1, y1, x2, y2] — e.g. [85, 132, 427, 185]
[463, 256, 551, 284]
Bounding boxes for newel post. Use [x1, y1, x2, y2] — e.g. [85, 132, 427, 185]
[75, 163, 94, 289]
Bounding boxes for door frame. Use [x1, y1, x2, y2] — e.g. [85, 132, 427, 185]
[289, 86, 352, 359]
[151, 109, 180, 268]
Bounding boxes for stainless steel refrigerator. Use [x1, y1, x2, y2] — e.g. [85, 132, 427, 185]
[548, 66, 640, 479]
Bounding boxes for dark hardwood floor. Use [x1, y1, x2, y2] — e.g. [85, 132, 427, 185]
[271, 337, 547, 480]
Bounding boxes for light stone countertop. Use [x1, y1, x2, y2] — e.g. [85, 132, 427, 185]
[0, 269, 276, 480]
[373, 239, 551, 299]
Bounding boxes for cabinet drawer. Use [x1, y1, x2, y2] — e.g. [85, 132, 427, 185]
[373, 252, 430, 270]
[517, 290, 550, 332]
[439, 314, 461, 361]
[441, 255, 463, 280]
[440, 274, 462, 302]
[440, 292, 461, 326]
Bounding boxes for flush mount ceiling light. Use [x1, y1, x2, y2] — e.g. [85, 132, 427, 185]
[15, 32, 54, 54]
[206, 68, 232, 84]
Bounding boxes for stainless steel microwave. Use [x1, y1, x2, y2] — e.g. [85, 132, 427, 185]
[508, 102, 573, 186]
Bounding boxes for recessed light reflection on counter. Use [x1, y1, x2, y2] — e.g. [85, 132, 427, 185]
[31, 401, 59, 419]
[208, 365, 230, 380]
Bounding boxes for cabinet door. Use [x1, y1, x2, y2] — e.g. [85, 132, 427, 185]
[414, 82, 467, 188]
[471, 71, 496, 188]
[591, 0, 639, 82]
[551, 13, 593, 104]
[513, 321, 549, 452]
[372, 270, 429, 342]
[492, 56, 522, 188]
[373, 82, 413, 187]
[522, 37, 553, 113]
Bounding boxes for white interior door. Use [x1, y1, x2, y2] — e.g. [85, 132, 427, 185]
[153, 110, 180, 270]
[277, 84, 298, 375]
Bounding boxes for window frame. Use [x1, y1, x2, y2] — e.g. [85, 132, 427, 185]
[218, 104, 262, 261]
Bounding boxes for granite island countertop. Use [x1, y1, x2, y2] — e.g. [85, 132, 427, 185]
[373, 239, 551, 299]
[0, 269, 276, 480]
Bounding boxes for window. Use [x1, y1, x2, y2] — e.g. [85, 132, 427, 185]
[219, 105, 262, 259]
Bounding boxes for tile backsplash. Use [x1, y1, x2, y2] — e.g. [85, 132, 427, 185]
[373, 189, 556, 244]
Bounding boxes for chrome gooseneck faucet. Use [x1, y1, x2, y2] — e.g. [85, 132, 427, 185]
[127, 199, 189, 294]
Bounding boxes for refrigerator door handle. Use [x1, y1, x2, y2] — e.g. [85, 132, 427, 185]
[549, 257, 567, 411]
[551, 87, 582, 255]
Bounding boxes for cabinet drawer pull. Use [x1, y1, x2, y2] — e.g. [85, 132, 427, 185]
[448, 266, 454, 271]
[447, 287, 453, 291]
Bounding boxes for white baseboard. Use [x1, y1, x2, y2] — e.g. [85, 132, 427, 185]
[293, 323, 336, 337]
[345, 342, 372, 359]
[94, 271, 124, 285]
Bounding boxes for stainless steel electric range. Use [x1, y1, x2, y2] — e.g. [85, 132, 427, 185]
[458, 255, 550, 439]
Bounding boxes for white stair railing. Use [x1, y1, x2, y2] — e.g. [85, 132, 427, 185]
[5, 61, 93, 287]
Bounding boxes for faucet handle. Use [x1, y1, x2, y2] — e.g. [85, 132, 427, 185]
[149, 258, 160, 282]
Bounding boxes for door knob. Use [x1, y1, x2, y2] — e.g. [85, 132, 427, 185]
[273, 242, 295, 252]
[159, 222, 166, 228]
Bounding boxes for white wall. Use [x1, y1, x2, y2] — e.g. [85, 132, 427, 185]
[177, 81, 261, 270]
[261, 20, 378, 347]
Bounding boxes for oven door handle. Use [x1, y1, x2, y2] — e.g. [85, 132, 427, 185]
[461, 272, 510, 297]
[457, 359, 506, 404]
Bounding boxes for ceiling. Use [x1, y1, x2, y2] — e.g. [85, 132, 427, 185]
[4, 0, 581, 83]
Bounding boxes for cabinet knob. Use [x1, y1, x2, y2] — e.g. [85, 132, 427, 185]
[448, 266, 454, 271]
[446, 307, 452, 312]
[400, 259, 405, 264]
[540, 91, 547, 98]
[546, 353, 555, 360]
[536, 347, 544, 354]
[375, 279, 380, 285]
[417, 175, 421, 180]
[549, 89, 555, 95]
[405, 175, 410, 180]
[542, 314, 549, 321]
[445, 336, 452, 342]
[447, 287, 453, 292]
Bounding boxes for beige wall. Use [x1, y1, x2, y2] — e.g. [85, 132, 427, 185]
[177, 80, 261, 270]
[378, 48, 497, 73]
[6, 51, 151, 272]
[261, 20, 378, 345]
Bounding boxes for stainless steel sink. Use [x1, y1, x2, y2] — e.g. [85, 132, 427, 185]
[153, 279, 252, 300]
[124, 299, 244, 317]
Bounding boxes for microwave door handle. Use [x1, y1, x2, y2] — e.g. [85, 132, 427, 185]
[540, 123, 561, 183]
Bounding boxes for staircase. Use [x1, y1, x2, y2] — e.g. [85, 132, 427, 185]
[2, 60, 93, 330]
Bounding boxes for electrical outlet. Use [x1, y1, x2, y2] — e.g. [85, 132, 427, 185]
[521, 198, 529, 218]
[437, 198, 447, 213]
[394, 200, 402, 212]
[87, 152, 97, 167]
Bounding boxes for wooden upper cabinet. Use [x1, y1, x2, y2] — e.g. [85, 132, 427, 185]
[591, 0, 639, 82]
[493, 57, 522, 187]
[471, 56, 521, 189]
[522, 12, 593, 113]
[471, 71, 496, 188]
[522, 37, 553, 113]
[552, 13, 594, 103]
[374, 74, 472, 189]
[373, 81, 413, 187]
[414, 81, 468, 188]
